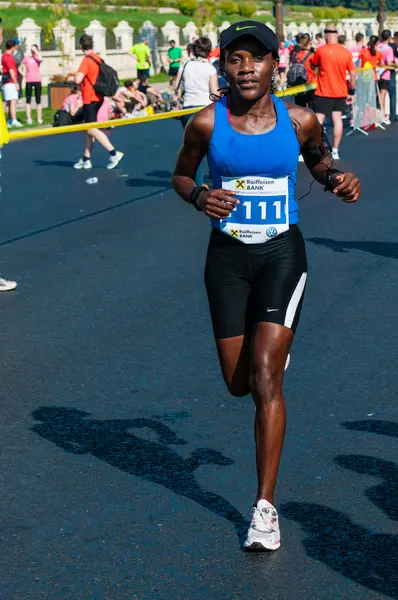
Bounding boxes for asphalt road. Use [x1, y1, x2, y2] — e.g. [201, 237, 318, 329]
[1, 118, 397, 600]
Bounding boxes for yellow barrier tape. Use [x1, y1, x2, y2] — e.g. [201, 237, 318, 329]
[7, 82, 317, 142]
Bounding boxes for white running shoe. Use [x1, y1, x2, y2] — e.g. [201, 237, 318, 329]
[383, 118, 391, 125]
[332, 149, 340, 161]
[38, 119, 43, 125]
[11, 120, 23, 128]
[0, 277, 17, 291]
[106, 151, 124, 170]
[243, 499, 281, 552]
[74, 158, 92, 170]
[27, 119, 33, 125]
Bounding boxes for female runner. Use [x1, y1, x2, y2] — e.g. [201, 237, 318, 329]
[172, 20, 360, 551]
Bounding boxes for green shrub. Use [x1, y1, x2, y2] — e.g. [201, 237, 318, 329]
[311, 7, 325, 19]
[219, 0, 238, 15]
[237, 1, 257, 18]
[176, 0, 198, 16]
[324, 7, 337, 19]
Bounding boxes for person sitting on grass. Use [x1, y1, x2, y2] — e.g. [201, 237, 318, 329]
[113, 80, 147, 117]
[137, 75, 163, 111]
[62, 84, 84, 123]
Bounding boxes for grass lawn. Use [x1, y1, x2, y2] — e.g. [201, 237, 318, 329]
[14, 107, 56, 128]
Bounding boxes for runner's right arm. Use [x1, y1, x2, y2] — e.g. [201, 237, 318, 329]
[172, 106, 239, 218]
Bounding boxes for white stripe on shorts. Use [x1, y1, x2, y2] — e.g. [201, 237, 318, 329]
[284, 273, 307, 329]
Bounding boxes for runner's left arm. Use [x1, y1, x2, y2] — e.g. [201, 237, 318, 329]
[291, 105, 360, 203]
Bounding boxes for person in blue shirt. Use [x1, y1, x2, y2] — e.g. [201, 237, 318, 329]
[173, 20, 360, 552]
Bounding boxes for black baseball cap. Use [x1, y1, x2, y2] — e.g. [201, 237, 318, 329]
[220, 21, 278, 58]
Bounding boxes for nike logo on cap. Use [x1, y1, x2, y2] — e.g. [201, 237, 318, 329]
[267, 308, 279, 312]
[236, 25, 257, 31]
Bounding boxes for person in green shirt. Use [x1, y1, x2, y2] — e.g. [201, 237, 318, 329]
[167, 40, 183, 88]
[131, 39, 151, 81]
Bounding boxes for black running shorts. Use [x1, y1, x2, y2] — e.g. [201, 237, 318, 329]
[378, 79, 390, 91]
[205, 226, 308, 339]
[313, 95, 346, 115]
[82, 100, 103, 124]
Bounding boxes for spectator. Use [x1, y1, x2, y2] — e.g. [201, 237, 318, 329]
[113, 81, 147, 117]
[167, 39, 182, 88]
[378, 30, 395, 125]
[1, 40, 22, 128]
[12, 39, 24, 99]
[0, 17, 3, 46]
[315, 32, 326, 48]
[19, 45, 43, 125]
[131, 39, 151, 81]
[338, 34, 347, 47]
[62, 84, 83, 122]
[389, 31, 398, 122]
[291, 33, 316, 108]
[208, 44, 220, 64]
[175, 37, 218, 185]
[351, 32, 365, 67]
[359, 35, 382, 78]
[137, 75, 163, 110]
[278, 38, 289, 88]
[311, 25, 356, 160]
[74, 34, 123, 170]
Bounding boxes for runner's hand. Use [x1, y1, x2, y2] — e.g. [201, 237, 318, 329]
[332, 172, 360, 203]
[197, 189, 240, 218]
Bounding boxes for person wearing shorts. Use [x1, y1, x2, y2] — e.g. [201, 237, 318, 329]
[378, 30, 395, 125]
[131, 39, 151, 81]
[1, 39, 22, 127]
[311, 25, 356, 160]
[173, 20, 360, 552]
[167, 39, 182, 88]
[20, 45, 43, 125]
[74, 34, 124, 171]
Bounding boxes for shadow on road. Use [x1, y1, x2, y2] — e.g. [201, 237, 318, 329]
[281, 502, 397, 598]
[307, 237, 398, 260]
[335, 455, 398, 522]
[32, 406, 248, 543]
[342, 419, 398, 439]
[282, 419, 398, 598]
[33, 160, 76, 168]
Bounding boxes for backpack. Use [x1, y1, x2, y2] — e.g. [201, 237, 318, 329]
[287, 50, 311, 87]
[53, 109, 72, 127]
[86, 55, 119, 97]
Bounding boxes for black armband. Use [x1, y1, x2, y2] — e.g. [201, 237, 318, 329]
[348, 88, 355, 96]
[324, 168, 344, 192]
[301, 126, 333, 169]
[189, 185, 208, 211]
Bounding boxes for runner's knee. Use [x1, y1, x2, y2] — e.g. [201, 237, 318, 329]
[249, 358, 282, 403]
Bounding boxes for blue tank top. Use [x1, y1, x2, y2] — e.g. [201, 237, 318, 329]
[208, 95, 300, 225]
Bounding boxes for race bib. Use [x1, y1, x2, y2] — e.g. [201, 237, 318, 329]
[212, 175, 289, 244]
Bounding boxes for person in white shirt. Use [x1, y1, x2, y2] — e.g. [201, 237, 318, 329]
[175, 37, 218, 184]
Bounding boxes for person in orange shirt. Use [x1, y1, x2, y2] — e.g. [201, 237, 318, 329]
[74, 34, 124, 170]
[311, 25, 356, 160]
[359, 35, 382, 78]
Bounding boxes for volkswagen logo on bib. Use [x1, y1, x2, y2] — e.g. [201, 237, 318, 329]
[266, 227, 278, 238]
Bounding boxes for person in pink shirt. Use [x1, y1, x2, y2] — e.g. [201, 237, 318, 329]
[315, 32, 326, 48]
[19, 45, 43, 125]
[350, 32, 365, 67]
[378, 30, 395, 124]
[278, 39, 289, 87]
